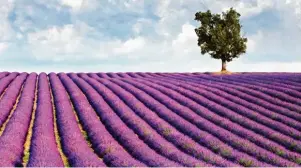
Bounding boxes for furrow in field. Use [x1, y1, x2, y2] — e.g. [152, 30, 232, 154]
[256, 77, 301, 89]
[144, 74, 301, 132]
[191, 74, 301, 112]
[211, 75, 301, 102]
[98, 73, 111, 78]
[90, 74, 272, 167]
[83, 74, 216, 167]
[115, 73, 133, 78]
[156, 73, 301, 114]
[0, 73, 28, 134]
[223, 74, 301, 90]
[22, 75, 38, 166]
[106, 72, 121, 78]
[27, 73, 65, 167]
[134, 75, 301, 164]
[115, 72, 128, 78]
[77, 73, 182, 167]
[0, 72, 9, 80]
[125, 72, 140, 78]
[50, 78, 70, 167]
[88, 74, 243, 167]
[146, 74, 301, 150]
[0, 85, 24, 136]
[0, 73, 19, 100]
[117, 77, 299, 166]
[153, 73, 301, 123]
[206, 77, 300, 127]
[135, 73, 301, 125]
[48, 73, 105, 167]
[62, 73, 146, 167]
[0, 73, 37, 166]
[68, 89, 94, 149]
[227, 74, 301, 87]
[137, 75, 301, 142]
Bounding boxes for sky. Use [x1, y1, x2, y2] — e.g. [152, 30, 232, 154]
[0, 0, 301, 73]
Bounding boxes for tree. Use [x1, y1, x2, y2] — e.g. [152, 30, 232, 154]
[194, 7, 247, 72]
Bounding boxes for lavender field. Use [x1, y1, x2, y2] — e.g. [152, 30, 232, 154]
[0, 71, 300, 167]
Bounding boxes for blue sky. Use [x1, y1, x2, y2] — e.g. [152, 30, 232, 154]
[0, 0, 301, 73]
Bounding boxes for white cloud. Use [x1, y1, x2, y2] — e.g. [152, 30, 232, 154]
[0, 21, 13, 41]
[172, 24, 197, 49]
[114, 37, 146, 55]
[0, 0, 15, 54]
[171, 23, 200, 59]
[60, 0, 99, 12]
[27, 22, 148, 61]
[27, 24, 85, 61]
[246, 30, 263, 53]
[0, 0, 14, 40]
[61, 0, 83, 11]
[0, 43, 8, 55]
[132, 18, 153, 35]
[172, 24, 196, 46]
[228, 0, 274, 18]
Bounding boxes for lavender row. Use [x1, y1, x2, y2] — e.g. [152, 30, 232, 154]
[128, 73, 301, 134]
[85, 74, 221, 167]
[151, 75, 301, 132]
[181, 73, 301, 114]
[77, 73, 182, 167]
[153, 73, 301, 122]
[227, 73, 301, 81]
[233, 73, 301, 83]
[156, 73, 301, 114]
[134, 75, 301, 163]
[106, 72, 121, 78]
[95, 74, 276, 165]
[0, 72, 9, 80]
[141, 75, 301, 141]
[212, 75, 301, 103]
[0, 73, 37, 166]
[207, 73, 301, 91]
[137, 75, 301, 154]
[232, 74, 301, 89]
[98, 72, 111, 78]
[93, 74, 260, 167]
[134, 73, 301, 154]
[193, 74, 301, 111]
[92, 74, 274, 166]
[27, 73, 64, 167]
[48, 73, 106, 167]
[0, 72, 19, 97]
[130, 74, 300, 147]
[112, 73, 133, 78]
[117, 77, 299, 166]
[60, 73, 146, 167]
[171, 72, 301, 84]
[0, 73, 28, 127]
[215, 74, 301, 90]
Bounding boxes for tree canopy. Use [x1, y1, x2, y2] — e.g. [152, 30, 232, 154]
[194, 7, 247, 71]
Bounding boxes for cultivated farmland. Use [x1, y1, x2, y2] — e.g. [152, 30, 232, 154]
[0, 71, 300, 167]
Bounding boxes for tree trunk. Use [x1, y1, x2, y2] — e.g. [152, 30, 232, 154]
[221, 59, 227, 71]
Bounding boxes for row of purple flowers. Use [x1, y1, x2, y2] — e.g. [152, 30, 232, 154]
[48, 73, 106, 167]
[0, 73, 36, 166]
[59, 73, 145, 167]
[76, 73, 182, 167]
[27, 73, 64, 166]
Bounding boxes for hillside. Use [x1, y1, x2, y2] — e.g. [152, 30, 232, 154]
[0, 72, 300, 167]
